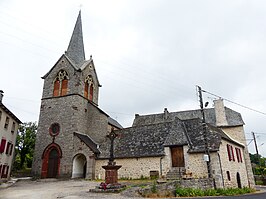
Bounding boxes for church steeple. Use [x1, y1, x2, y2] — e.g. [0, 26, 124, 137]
[65, 10, 85, 66]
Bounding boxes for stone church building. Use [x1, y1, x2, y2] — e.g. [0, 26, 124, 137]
[32, 12, 254, 189]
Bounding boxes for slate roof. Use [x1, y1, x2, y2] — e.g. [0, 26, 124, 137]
[74, 132, 100, 154]
[133, 107, 244, 127]
[0, 102, 22, 124]
[97, 117, 239, 159]
[108, 117, 123, 129]
[65, 10, 85, 67]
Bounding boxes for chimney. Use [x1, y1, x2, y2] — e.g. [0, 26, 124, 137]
[164, 108, 169, 120]
[214, 98, 228, 126]
[0, 90, 3, 103]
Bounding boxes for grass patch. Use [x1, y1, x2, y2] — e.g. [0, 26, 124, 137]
[175, 187, 255, 197]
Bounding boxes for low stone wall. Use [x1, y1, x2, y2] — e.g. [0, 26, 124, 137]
[180, 178, 213, 189]
[139, 178, 214, 198]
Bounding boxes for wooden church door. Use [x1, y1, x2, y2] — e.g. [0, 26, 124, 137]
[47, 149, 59, 178]
[171, 146, 185, 167]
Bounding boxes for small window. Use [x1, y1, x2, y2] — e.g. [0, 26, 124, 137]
[0, 165, 2, 177]
[1, 165, 6, 178]
[9, 144, 13, 156]
[4, 117, 9, 129]
[0, 111, 2, 121]
[11, 122, 15, 133]
[227, 144, 235, 161]
[226, 171, 231, 181]
[49, 123, 60, 137]
[5, 142, 11, 155]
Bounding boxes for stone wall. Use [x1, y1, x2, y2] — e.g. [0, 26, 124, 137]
[95, 156, 167, 180]
[217, 139, 249, 188]
[222, 126, 255, 188]
[0, 107, 19, 181]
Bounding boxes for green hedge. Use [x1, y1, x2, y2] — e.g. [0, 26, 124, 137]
[176, 187, 255, 197]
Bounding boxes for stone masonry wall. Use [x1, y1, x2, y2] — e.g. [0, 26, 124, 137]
[72, 135, 95, 179]
[95, 156, 165, 180]
[222, 126, 255, 188]
[218, 139, 249, 188]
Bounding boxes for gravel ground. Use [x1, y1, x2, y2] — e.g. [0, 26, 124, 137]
[0, 179, 142, 199]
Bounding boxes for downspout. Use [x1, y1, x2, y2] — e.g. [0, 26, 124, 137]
[217, 152, 225, 188]
[160, 157, 163, 177]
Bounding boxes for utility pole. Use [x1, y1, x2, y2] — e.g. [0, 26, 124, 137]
[252, 132, 259, 164]
[197, 86, 212, 178]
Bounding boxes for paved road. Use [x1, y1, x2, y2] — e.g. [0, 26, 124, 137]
[1, 179, 266, 199]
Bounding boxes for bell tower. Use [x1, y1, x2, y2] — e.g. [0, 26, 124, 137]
[32, 11, 108, 179]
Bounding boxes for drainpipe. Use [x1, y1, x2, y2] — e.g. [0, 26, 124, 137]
[217, 152, 225, 188]
[160, 157, 163, 177]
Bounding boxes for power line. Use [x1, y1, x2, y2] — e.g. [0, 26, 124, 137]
[201, 89, 266, 116]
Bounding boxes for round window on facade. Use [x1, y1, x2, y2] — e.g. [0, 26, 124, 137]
[49, 123, 60, 137]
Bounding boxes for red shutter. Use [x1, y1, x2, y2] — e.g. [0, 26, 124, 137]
[61, 79, 68, 96]
[239, 149, 243, 162]
[89, 84, 93, 101]
[231, 145, 235, 161]
[84, 82, 88, 99]
[53, 80, 60, 97]
[0, 139, 6, 153]
[227, 144, 231, 161]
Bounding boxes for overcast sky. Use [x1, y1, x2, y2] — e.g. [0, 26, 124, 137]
[1, 0, 266, 156]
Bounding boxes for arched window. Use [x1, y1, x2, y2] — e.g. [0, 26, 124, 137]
[84, 75, 94, 101]
[53, 70, 69, 97]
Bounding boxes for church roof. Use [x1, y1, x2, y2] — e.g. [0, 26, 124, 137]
[74, 132, 100, 154]
[97, 117, 241, 159]
[65, 10, 85, 67]
[132, 107, 244, 127]
[108, 117, 123, 129]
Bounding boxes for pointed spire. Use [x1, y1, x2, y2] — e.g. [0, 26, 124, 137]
[66, 10, 85, 66]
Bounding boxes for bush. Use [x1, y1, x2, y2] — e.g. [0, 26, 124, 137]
[176, 187, 255, 197]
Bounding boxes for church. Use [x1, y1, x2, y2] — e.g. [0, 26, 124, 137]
[32, 11, 122, 179]
[32, 12, 254, 189]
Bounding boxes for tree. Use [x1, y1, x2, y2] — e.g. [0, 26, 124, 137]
[14, 122, 37, 170]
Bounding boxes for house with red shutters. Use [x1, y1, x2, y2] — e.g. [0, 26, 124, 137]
[0, 91, 21, 182]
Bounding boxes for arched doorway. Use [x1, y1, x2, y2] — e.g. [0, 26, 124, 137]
[236, 172, 241, 188]
[41, 143, 62, 178]
[72, 154, 87, 178]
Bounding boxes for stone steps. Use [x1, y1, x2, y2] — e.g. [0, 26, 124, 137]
[166, 168, 185, 180]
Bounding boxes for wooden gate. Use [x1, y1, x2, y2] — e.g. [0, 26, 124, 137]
[171, 146, 185, 167]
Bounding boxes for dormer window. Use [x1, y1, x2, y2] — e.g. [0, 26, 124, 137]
[84, 75, 94, 101]
[53, 70, 69, 97]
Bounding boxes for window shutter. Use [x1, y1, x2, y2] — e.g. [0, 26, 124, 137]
[84, 82, 88, 99]
[89, 84, 93, 101]
[231, 145, 235, 161]
[53, 80, 60, 97]
[61, 79, 68, 96]
[227, 144, 231, 161]
[0, 139, 6, 153]
[239, 149, 243, 162]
